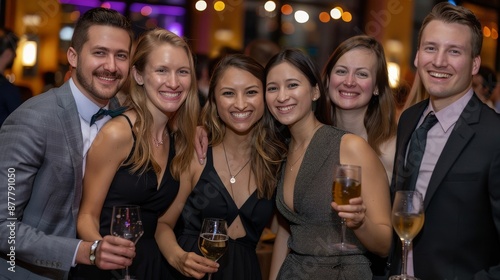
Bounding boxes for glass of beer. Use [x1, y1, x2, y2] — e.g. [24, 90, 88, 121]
[389, 191, 425, 280]
[332, 164, 361, 251]
[198, 218, 229, 280]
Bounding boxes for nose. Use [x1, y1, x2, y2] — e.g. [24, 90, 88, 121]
[433, 50, 448, 67]
[103, 55, 117, 72]
[166, 73, 179, 89]
[234, 93, 248, 110]
[276, 88, 289, 103]
[343, 74, 356, 87]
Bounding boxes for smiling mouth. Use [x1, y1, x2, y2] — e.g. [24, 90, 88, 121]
[276, 105, 295, 112]
[159, 91, 182, 98]
[232, 112, 251, 118]
[429, 71, 451, 78]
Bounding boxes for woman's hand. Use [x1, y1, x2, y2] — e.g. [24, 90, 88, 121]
[172, 251, 219, 279]
[331, 196, 366, 229]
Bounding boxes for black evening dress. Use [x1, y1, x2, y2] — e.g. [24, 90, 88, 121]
[70, 115, 179, 280]
[166, 146, 273, 280]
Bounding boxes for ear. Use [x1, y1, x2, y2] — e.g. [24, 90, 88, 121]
[132, 66, 144, 86]
[414, 51, 419, 68]
[67, 47, 77, 68]
[312, 84, 320, 101]
[471, 55, 481, 76]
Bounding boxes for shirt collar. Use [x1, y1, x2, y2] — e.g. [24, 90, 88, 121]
[426, 88, 474, 133]
[69, 78, 109, 125]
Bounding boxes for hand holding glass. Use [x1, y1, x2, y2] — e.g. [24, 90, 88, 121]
[389, 191, 425, 280]
[110, 205, 144, 280]
[332, 164, 361, 251]
[198, 218, 229, 280]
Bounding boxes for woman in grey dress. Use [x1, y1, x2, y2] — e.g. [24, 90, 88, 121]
[265, 49, 392, 279]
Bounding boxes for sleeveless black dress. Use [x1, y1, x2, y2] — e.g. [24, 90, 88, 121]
[70, 115, 179, 280]
[166, 146, 273, 280]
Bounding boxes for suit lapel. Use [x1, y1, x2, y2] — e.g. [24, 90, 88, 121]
[423, 95, 480, 209]
[55, 82, 84, 219]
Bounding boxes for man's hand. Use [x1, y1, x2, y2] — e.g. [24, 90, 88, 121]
[95, 235, 136, 270]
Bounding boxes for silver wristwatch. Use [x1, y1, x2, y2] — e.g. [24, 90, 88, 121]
[89, 240, 101, 265]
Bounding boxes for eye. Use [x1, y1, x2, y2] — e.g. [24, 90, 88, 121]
[287, 83, 299, 89]
[356, 72, 369, 78]
[247, 89, 259, 95]
[424, 46, 436, 52]
[179, 68, 191, 75]
[266, 85, 278, 92]
[334, 69, 347, 75]
[116, 53, 128, 60]
[449, 49, 461, 55]
[222, 91, 234, 96]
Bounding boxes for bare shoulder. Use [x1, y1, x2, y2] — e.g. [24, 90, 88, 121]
[339, 133, 379, 163]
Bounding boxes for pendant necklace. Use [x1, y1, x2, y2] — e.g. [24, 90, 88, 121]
[153, 130, 167, 147]
[222, 141, 250, 184]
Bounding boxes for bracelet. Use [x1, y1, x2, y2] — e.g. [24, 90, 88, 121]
[89, 240, 101, 265]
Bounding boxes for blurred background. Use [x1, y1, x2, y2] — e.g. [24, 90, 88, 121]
[1, 0, 498, 96]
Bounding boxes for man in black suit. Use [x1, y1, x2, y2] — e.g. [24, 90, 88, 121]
[390, 2, 500, 279]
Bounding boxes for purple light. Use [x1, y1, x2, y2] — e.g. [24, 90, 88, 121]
[167, 22, 183, 37]
[130, 3, 185, 16]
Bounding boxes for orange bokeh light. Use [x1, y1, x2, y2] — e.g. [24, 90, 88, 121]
[281, 4, 293, 15]
[319, 12, 330, 23]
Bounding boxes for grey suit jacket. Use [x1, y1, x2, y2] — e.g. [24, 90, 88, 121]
[390, 94, 500, 279]
[0, 82, 83, 279]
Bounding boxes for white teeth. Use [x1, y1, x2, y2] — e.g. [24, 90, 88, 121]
[277, 105, 294, 112]
[159, 91, 181, 98]
[341, 91, 357, 96]
[99, 76, 116, 81]
[232, 112, 251, 118]
[429, 72, 451, 78]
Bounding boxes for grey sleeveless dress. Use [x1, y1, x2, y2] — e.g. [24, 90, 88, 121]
[276, 125, 372, 280]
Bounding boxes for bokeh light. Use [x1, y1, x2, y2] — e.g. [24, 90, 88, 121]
[195, 1, 207, 11]
[214, 1, 225, 12]
[342, 12, 352, 22]
[330, 7, 342, 20]
[484, 26, 491, 37]
[319, 12, 330, 23]
[294, 10, 309, 24]
[264, 1, 276, 12]
[281, 4, 293, 15]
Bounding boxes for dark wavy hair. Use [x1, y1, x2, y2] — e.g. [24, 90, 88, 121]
[201, 54, 287, 199]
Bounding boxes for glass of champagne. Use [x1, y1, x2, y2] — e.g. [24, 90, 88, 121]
[198, 218, 229, 280]
[389, 191, 425, 280]
[110, 205, 144, 280]
[332, 164, 361, 251]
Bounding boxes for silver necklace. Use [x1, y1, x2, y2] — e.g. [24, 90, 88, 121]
[153, 130, 167, 147]
[222, 141, 250, 184]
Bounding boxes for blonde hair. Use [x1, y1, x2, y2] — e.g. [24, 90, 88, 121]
[124, 28, 199, 179]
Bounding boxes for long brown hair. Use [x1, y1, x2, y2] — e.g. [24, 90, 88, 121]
[124, 28, 199, 179]
[322, 35, 396, 155]
[201, 54, 286, 199]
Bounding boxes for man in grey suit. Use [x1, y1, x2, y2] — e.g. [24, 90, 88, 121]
[0, 8, 136, 279]
[389, 3, 500, 279]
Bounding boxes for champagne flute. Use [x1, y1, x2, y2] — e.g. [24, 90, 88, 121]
[332, 164, 361, 251]
[389, 191, 425, 280]
[198, 218, 229, 280]
[110, 205, 144, 280]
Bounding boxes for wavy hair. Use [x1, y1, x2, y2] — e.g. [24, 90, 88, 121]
[322, 35, 396, 155]
[124, 28, 199, 179]
[200, 54, 287, 199]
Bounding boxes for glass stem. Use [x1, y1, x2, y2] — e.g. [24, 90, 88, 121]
[401, 239, 411, 276]
[124, 266, 130, 280]
[341, 218, 347, 247]
[207, 273, 212, 280]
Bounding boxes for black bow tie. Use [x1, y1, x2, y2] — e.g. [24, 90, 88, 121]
[90, 106, 127, 126]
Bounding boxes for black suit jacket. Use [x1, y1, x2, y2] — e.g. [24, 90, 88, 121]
[389, 94, 500, 280]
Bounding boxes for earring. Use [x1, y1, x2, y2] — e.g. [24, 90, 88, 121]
[373, 88, 379, 96]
